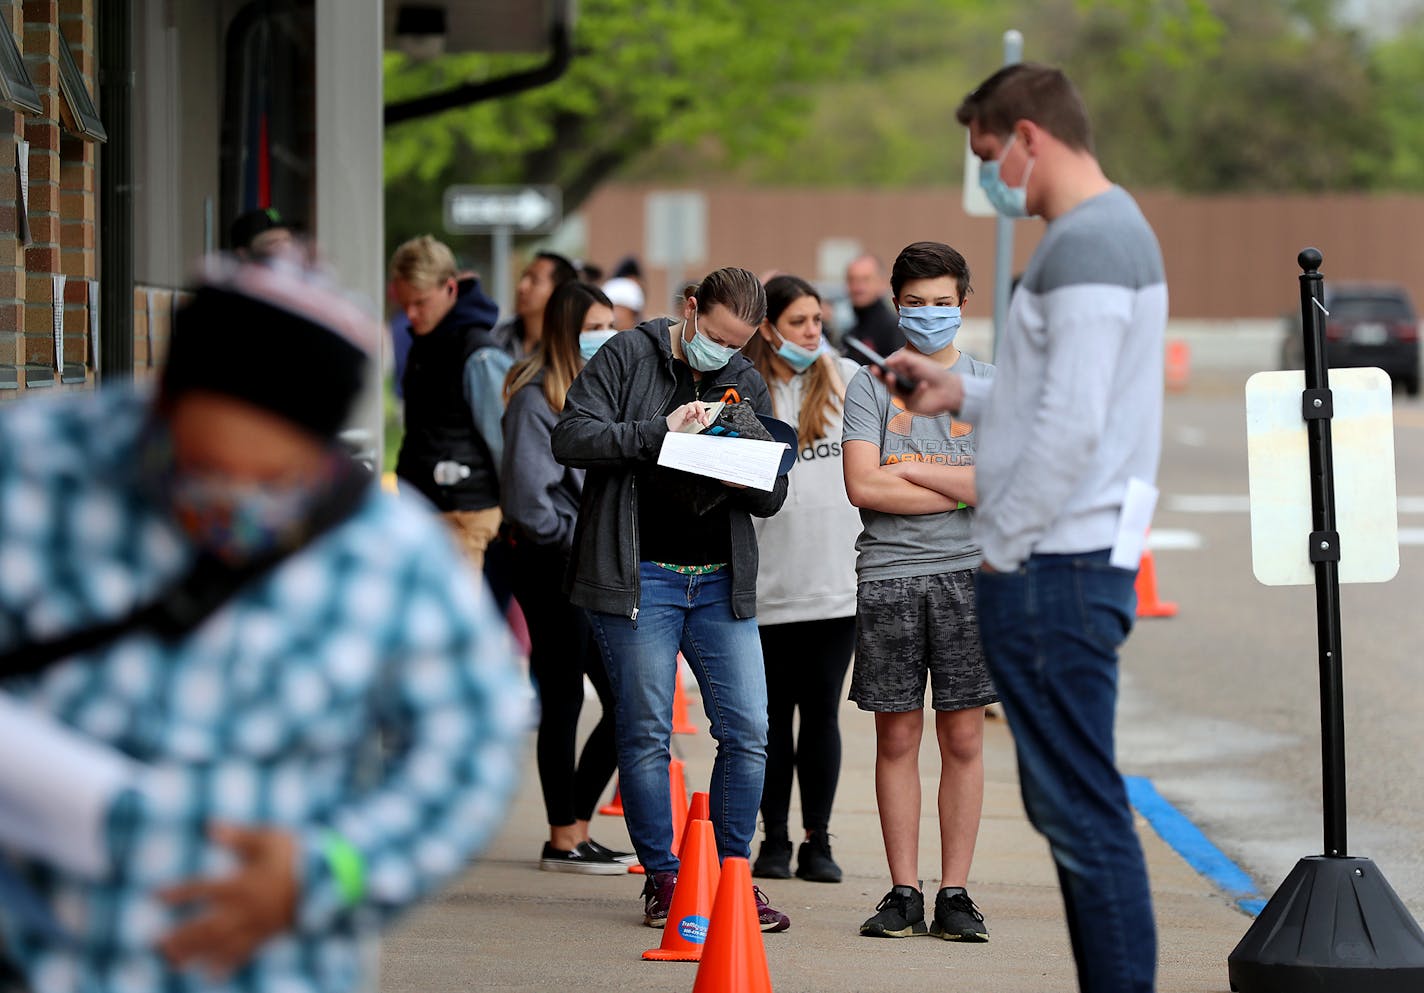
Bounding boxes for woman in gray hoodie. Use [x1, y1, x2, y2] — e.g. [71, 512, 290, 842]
[501, 281, 631, 874]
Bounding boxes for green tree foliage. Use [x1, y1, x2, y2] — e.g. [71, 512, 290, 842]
[384, 0, 1424, 242]
[730, 0, 1385, 192]
[383, 0, 860, 247]
[1064, 0, 1386, 191]
[1364, 16, 1424, 190]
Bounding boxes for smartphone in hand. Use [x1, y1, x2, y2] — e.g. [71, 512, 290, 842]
[844, 337, 918, 395]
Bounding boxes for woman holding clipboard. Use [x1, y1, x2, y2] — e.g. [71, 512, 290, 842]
[551, 267, 793, 933]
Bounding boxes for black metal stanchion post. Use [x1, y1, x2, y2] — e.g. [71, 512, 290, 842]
[1298, 248, 1348, 858]
[1227, 249, 1424, 992]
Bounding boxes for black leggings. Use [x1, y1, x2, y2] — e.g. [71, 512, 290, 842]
[757, 616, 856, 835]
[510, 539, 618, 827]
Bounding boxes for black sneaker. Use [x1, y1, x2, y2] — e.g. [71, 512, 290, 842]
[540, 841, 625, 875]
[929, 887, 989, 942]
[795, 832, 842, 883]
[860, 884, 928, 938]
[582, 838, 637, 865]
[752, 832, 792, 879]
[642, 871, 678, 928]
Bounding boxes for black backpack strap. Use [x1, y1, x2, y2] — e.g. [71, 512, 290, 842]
[0, 461, 373, 679]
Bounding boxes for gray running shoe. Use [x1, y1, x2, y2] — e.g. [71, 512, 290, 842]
[860, 884, 928, 938]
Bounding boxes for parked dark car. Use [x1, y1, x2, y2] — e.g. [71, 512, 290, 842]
[1280, 283, 1420, 396]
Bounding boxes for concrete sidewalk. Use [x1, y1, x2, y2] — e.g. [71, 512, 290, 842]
[380, 693, 1248, 993]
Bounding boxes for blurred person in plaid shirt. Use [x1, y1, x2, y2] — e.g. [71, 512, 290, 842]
[0, 256, 527, 993]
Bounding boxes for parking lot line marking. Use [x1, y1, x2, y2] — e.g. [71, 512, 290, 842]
[1166, 494, 1251, 513]
[1148, 529, 1204, 551]
[1125, 776, 1263, 917]
[1168, 494, 1424, 515]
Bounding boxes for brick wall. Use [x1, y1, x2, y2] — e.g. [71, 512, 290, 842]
[0, 0, 99, 399]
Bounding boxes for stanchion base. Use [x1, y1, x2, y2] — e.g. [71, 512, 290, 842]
[1228, 856, 1424, 992]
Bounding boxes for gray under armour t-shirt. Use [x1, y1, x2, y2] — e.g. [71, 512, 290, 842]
[841, 352, 995, 582]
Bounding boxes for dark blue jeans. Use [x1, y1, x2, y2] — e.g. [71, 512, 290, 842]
[589, 563, 768, 873]
[976, 550, 1155, 993]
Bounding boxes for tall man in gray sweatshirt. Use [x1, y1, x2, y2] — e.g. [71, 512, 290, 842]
[884, 65, 1167, 993]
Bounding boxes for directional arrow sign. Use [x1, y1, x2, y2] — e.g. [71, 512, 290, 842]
[443, 185, 562, 235]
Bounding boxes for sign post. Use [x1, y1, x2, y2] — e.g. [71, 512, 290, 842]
[1230, 248, 1424, 992]
[443, 184, 562, 315]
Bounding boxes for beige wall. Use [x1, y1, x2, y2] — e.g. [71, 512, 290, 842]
[581, 185, 1424, 320]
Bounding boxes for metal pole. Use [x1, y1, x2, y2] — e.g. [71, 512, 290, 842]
[991, 29, 1023, 360]
[492, 226, 512, 318]
[1297, 247, 1347, 857]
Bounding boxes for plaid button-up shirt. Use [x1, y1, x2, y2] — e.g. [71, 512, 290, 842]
[0, 388, 527, 993]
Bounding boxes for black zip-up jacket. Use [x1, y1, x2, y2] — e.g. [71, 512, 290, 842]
[550, 318, 788, 620]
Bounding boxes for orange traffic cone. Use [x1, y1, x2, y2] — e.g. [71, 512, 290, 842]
[1136, 548, 1178, 618]
[643, 819, 721, 962]
[680, 791, 711, 860]
[599, 782, 624, 817]
[691, 857, 774, 993]
[629, 757, 691, 875]
[673, 654, 699, 735]
[669, 758, 690, 855]
[1165, 339, 1191, 392]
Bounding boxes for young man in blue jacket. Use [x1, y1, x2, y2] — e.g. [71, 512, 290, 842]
[390, 235, 506, 571]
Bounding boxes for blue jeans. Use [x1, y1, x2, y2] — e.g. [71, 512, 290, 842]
[975, 551, 1155, 993]
[589, 562, 768, 873]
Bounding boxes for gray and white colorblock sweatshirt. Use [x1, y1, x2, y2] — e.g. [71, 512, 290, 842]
[959, 185, 1167, 571]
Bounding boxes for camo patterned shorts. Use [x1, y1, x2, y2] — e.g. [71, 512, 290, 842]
[850, 569, 997, 713]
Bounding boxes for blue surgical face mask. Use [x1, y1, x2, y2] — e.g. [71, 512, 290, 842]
[682, 312, 742, 372]
[773, 331, 825, 374]
[897, 305, 962, 354]
[579, 330, 618, 360]
[978, 133, 1035, 219]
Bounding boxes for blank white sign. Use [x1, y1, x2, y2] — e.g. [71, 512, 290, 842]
[1246, 368, 1398, 586]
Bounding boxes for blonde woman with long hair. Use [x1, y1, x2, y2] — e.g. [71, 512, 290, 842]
[501, 280, 631, 873]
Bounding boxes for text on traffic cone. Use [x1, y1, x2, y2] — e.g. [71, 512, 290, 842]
[643, 819, 721, 962]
